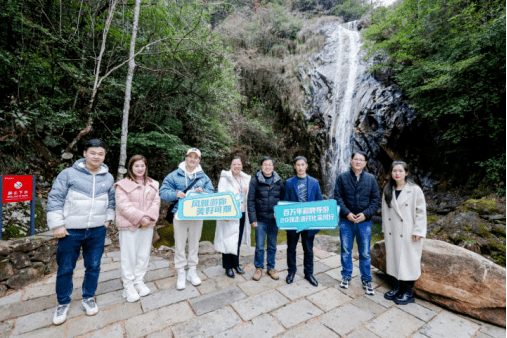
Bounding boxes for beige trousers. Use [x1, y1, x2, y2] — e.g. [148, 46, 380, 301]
[173, 218, 203, 269]
[119, 227, 154, 287]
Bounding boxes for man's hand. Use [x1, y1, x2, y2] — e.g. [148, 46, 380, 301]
[176, 191, 187, 199]
[195, 187, 203, 193]
[346, 213, 356, 222]
[354, 213, 366, 223]
[105, 221, 111, 228]
[251, 222, 258, 228]
[53, 226, 70, 239]
[413, 235, 421, 242]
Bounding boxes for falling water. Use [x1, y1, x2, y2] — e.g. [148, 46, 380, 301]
[302, 21, 366, 196]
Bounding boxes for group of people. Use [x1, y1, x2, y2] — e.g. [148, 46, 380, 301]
[46, 139, 427, 326]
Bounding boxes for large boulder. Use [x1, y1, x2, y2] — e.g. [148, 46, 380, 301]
[371, 239, 506, 327]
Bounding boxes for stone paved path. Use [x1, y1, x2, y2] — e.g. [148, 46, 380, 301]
[0, 244, 505, 338]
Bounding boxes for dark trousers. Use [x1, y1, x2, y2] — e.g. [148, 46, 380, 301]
[286, 229, 315, 277]
[222, 214, 246, 269]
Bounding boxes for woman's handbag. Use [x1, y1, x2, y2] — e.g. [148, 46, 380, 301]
[164, 178, 200, 224]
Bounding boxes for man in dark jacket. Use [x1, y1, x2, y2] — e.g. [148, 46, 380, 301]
[247, 157, 284, 281]
[285, 156, 323, 286]
[334, 151, 380, 295]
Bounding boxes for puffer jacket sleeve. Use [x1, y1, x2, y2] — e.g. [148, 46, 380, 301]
[160, 171, 178, 202]
[362, 175, 380, 219]
[47, 169, 71, 230]
[334, 175, 351, 218]
[115, 185, 144, 230]
[247, 178, 258, 223]
[145, 181, 161, 223]
[107, 175, 116, 222]
[412, 186, 427, 237]
[201, 174, 215, 194]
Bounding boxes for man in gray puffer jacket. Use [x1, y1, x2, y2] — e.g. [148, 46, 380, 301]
[47, 139, 115, 325]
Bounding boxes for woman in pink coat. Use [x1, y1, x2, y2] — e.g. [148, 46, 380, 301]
[115, 155, 160, 302]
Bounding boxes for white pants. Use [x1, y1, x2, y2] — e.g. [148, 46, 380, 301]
[173, 218, 203, 269]
[119, 227, 153, 287]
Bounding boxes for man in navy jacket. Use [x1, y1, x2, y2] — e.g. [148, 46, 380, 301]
[334, 151, 380, 295]
[284, 156, 323, 286]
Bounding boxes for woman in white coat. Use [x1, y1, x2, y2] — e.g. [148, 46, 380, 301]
[214, 156, 251, 278]
[382, 161, 427, 305]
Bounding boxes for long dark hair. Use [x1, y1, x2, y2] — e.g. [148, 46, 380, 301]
[383, 161, 415, 208]
[127, 155, 149, 184]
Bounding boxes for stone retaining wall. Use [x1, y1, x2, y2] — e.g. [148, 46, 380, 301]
[0, 231, 58, 297]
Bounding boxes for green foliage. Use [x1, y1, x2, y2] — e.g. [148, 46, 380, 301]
[332, 0, 371, 22]
[363, 0, 506, 187]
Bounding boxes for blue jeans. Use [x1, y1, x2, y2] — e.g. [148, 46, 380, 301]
[339, 219, 372, 281]
[254, 221, 278, 270]
[56, 226, 107, 305]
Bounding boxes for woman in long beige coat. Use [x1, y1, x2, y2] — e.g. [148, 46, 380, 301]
[214, 156, 251, 278]
[382, 161, 427, 305]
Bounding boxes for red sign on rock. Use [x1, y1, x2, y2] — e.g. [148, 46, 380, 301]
[2, 175, 34, 203]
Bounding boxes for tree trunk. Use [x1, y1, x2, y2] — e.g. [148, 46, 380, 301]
[116, 0, 142, 181]
[62, 0, 119, 159]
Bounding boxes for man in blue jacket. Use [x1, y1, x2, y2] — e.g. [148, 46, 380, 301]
[285, 156, 323, 286]
[47, 139, 115, 325]
[334, 151, 380, 295]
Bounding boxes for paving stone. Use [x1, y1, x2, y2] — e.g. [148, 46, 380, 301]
[279, 320, 338, 338]
[154, 276, 178, 291]
[23, 282, 55, 300]
[97, 269, 122, 283]
[475, 333, 495, 338]
[237, 271, 289, 296]
[146, 259, 170, 271]
[96, 290, 126, 308]
[479, 324, 507, 338]
[412, 333, 430, 338]
[366, 307, 425, 338]
[319, 255, 341, 269]
[295, 261, 332, 277]
[346, 327, 381, 338]
[190, 286, 247, 315]
[144, 267, 174, 281]
[0, 294, 56, 322]
[140, 285, 199, 312]
[197, 273, 246, 295]
[314, 248, 333, 259]
[214, 314, 285, 338]
[370, 270, 390, 287]
[367, 290, 394, 308]
[124, 302, 194, 338]
[12, 324, 65, 338]
[352, 296, 388, 315]
[276, 278, 326, 300]
[275, 259, 288, 271]
[0, 320, 13, 338]
[77, 323, 124, 338]
[398, 301, 438, 322]
[416, 298, 444, 312]
[314, 272, 339, 288]
[70, 279, 123, 301]
[12, 307, 59, 336]
[272, 299, 323, 328]
[321, 304, 375, 336]
[146, 328, 173, 338]
[66, 301, 143, 338]
[336, 280, 364, 299]
[419, 311, 481, 338]
[106, 251, 122, 259]
[0, 290, 23, 306]
[203, 265, 225, 278]
[172, 307, 241, 338]
[232, 289, 290, 321]
[307, 287, 352, 311]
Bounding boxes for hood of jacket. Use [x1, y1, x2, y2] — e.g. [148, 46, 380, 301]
[114, 177, 158, 193]
[254, 169, 282, 185]
[178, 161, 203, 175]
[73, 158, 110, 176]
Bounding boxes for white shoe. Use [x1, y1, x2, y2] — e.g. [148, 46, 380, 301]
[134, 282, 151, 297]
[81, 298, 99, 316]
[187, 266, 201, 286]
[176, 268, 186, 290]
[123, 285, 140, 302]
[52, 304, 69, 325]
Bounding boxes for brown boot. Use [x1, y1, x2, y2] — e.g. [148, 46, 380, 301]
[267, 269, 279, 280]
[253, 268, 262, 281]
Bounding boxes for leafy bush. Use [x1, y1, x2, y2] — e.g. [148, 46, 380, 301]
[332, 0, 371, 22]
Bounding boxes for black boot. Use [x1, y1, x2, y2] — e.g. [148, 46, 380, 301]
[384, 279, 401, 301]
[394, 281, 415, 305]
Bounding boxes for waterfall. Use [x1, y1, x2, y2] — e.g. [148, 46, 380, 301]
[302, 21, 367, 196]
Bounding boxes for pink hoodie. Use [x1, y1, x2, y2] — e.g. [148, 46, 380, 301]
[114, 178, 160, 231]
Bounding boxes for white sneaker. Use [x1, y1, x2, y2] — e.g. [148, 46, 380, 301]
[134, 282, 151, 297]
[123, 284, 140, 302]
[81, 298, 99, 316]
[52, 304, 69, 325]
[176, 268, 186, 290]
[187, 266, 201, 286]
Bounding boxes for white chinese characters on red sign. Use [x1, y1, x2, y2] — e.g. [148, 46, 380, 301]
[2, 176, 33, 203]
